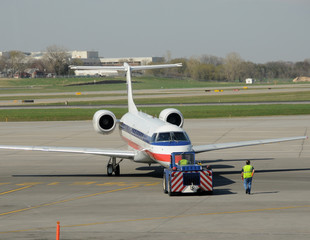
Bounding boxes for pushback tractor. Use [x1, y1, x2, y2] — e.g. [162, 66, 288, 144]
[163, 152, 213, 196]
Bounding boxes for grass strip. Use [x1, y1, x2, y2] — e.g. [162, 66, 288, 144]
[66, 90, 310, 106]
[1, 76, 306, 94]
[0, 104, 309, 122]
[6, 90, 309, 107]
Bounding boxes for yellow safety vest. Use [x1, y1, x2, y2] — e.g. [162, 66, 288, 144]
[179, 159, 188, 165]
[243, 165, 253, 178]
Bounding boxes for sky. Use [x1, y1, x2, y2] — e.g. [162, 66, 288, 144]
[1, 0, 309, 63]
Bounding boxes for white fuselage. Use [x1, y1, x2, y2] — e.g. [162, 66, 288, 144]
[119, 111, 192, 167]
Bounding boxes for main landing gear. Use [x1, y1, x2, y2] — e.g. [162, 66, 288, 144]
[107, 157, 123, 176]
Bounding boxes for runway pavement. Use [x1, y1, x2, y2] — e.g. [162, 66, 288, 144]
[1, 84, 310, 106]
[0, 116, 309, 240]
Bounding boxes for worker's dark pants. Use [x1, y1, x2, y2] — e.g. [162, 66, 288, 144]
[243, 177, 253, 193]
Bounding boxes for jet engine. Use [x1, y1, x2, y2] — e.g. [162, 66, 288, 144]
[93, 110, 117, 134]
[159, 108, 184, 128]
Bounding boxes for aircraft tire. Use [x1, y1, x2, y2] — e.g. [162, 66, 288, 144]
[115, 165, 120, 176]
[107, 164, 113, 176]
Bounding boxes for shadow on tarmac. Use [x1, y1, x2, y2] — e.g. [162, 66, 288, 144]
[251, 191, 279, 195]
[12, 166, 165, 178]
[215, 168, 310, 175]
[201, 158, 274, 164]
[12, 165, 310, 197]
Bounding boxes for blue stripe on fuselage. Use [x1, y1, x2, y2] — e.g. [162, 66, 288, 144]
[151, 141, 191, 146]
[120, 122, 191, 146]
[120, 122, 152, 143]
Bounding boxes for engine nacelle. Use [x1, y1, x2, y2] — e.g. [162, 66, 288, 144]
[93, 110, 117, 134]
[159, 108, 184, 128]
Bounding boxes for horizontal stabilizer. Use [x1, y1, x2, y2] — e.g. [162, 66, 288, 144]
[70, 63, 182, 71]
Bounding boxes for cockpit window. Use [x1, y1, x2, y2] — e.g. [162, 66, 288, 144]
[155, 132, 189, 142]
[157, 132, 171, 141]
[172, 132, 188, 141]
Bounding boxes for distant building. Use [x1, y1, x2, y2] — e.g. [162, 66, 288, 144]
[71, 51, 164, 67]
[245, 78, 254, 84]
[0, 51, 10, 58]
[13, 68, 45, 78]
[72, 51, 98, 59]
[1, 50, 163, 66]
[71, 51, 101, 66]
[71, 53, 164, 76]
[29, 52, 45, 60]
[99, 57, 164, 66]
[0, 50, 164, 77]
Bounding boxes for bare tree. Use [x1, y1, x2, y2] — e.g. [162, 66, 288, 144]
[200, 54, 223, 66]
[0, 55, 6, 74]
[43, 45, 69, 76]
[2, 51, 27, 77]
[29, 58, 47, 72]
[224, 52, 244, 81]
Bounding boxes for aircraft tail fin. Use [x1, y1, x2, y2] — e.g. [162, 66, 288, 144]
[70, 63, 182, 113]
[125, 63, 182, 113]
[124, 63, 138, 113]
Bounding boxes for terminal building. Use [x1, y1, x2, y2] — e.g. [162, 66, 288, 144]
[71, 51, 164, 66]
[71, 51, 164, 76]
[0, 50, 164, 77]
[1, 50, 163, 65]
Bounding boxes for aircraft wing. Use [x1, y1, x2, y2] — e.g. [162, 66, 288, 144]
[0, 145, 136, 159]
[193, 136, 307, 153]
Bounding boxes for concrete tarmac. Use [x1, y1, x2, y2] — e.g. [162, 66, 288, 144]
[0, 116, 309, 240]
[1, 83, 310, 106]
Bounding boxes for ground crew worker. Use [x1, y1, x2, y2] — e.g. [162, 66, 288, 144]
[241, 160, 255, 194]
[179, 159, 188, 165]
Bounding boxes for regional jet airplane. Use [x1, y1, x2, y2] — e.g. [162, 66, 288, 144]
[0, 63, 307, 175]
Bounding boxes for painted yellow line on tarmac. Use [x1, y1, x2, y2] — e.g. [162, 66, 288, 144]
[145, 183, 160, 186]
[71, 181, 97, 186]
[47, 182, 60, 186]
[0, 181, 159, 187]
[96, 182, 128, 186]
[16, 182, 43, 186]
[0, 185, 32, 196]
[0, 185, 139, 217]
[0, 183, 10, 186]
[1, 204, 310, 234]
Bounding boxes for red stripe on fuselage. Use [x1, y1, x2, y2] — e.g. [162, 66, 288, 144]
[121, 135, 142, 151]
[121, 135, 171, 165]
[147, 151, 171, 163]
